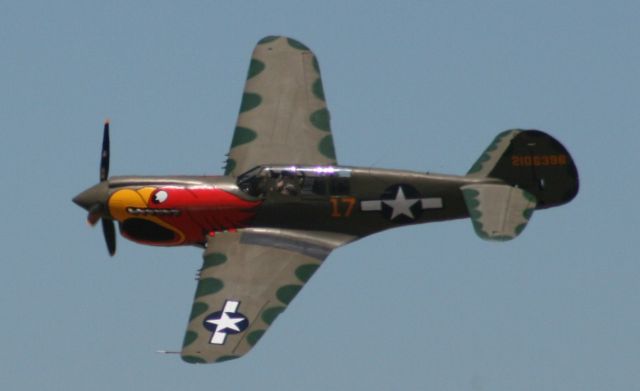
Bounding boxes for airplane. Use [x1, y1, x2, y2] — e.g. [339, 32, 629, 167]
[73, 35, 579, 364]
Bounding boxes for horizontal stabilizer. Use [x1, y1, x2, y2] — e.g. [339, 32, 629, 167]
[461, 184, 537, 241]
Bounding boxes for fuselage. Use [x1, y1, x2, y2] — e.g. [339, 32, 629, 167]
[98, 165, 501, 247]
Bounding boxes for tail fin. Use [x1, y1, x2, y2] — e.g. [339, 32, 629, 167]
[463, 129, 579, 241]
[467, 129, 579, 208]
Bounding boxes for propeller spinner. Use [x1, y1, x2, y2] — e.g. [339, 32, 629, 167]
[73, 121, 117, 256]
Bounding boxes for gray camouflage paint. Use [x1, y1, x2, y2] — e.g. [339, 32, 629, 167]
[225, 36, 336, 177]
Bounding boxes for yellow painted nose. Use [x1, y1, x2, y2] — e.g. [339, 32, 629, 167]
[107, 187, 156, 221]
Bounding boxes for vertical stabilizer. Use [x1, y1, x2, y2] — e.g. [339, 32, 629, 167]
[467, 129, 578, 209]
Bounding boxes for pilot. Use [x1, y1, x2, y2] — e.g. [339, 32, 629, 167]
[278, 171, 300, 196]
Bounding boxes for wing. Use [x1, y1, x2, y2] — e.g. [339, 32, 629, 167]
[224, 36, 337, 177]
[180, 228, 354, 364]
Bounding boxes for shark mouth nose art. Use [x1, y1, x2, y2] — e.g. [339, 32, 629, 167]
[126, 207, 181, 216]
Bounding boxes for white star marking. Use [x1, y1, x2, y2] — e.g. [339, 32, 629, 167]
[205, 300, 247, 344]
[206, 312, 245, 333]
[383, 187, 419, 219]
[360, 186, 443, 220]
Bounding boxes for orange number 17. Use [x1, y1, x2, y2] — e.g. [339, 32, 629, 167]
[330, 196, 356, 218]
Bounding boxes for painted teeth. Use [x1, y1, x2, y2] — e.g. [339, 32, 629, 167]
[126, 207, 181, 216]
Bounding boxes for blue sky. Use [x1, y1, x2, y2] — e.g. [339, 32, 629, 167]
[2, 1, 639, 390]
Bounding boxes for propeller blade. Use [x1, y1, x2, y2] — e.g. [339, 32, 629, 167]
[102, 218, 116, 256]
[87, 209, 101, 226]
[100, 121, 110, 181]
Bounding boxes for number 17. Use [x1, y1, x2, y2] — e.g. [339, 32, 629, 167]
[330, 196, 356, 218]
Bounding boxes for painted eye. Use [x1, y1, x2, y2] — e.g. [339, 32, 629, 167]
[153, 190, 168, 204]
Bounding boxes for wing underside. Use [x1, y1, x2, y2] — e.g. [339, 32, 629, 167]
[224, 36, 337, 177]
[180, 228, 353, 363]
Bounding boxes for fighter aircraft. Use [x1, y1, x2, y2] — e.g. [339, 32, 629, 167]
[73, 36, 579, 364]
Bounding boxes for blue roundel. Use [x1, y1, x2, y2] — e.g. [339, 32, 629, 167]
[203, 309, 249, 335]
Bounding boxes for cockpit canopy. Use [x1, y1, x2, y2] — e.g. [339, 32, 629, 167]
[237, 165, 352, 198]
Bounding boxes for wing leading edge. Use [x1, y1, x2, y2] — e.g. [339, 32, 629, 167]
[181, 228, 353, 363]
[224, 36, 337, 177]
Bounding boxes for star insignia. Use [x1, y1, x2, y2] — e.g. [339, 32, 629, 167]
[360, 184, 443, 222]
[205, 312, 246, 333]
[203, 300, 249, 345]
[383, 186, 418, 219]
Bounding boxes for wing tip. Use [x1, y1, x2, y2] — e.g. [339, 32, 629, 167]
[256, 35, 311, 52]
[180, 353, 241, 365]
[181, 354, 208, 364]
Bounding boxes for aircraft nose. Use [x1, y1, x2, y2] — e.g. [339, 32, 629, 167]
[73, 182, 110, 211]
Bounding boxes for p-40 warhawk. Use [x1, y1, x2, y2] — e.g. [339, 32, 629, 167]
[73, 36, 579, 364]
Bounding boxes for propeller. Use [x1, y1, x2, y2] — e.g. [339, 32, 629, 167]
[102, 216, 116, 256]
[100, 121, 110, 181]
[73, 120, 117, 256]
[97, 121, 116, 256]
